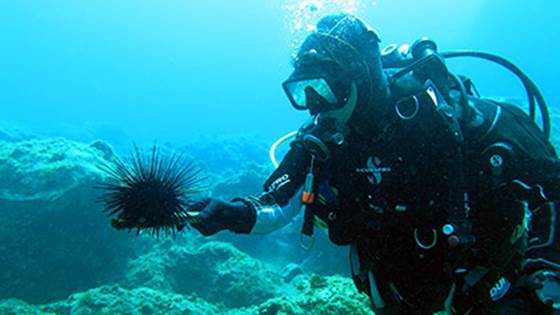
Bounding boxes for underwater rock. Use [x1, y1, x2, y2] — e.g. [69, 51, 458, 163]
[211, 162, 271, 199]
[41, 285, 220, 315]
[81, 122, 131, 151]
[88, 139, 115, 161]
[219, 214, 350, 280]
[0, 275, 373, 315]
[47, 286, 218, 315]
[0, 299, 42, 315]
[126, 240, 283, 308]
[252, 275, 374, 315]
[0, 138, 136, 303]
[0, 138, 109, 201]
[281, 263, 306, 283]
[178, 134, 271, 175]
[124, 239, 177, 293]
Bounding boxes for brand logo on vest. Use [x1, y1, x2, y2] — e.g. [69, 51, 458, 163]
[489, 277, 511, 301]
[355, 156, 392, 185]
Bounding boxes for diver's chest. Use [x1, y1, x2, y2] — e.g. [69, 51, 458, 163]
[346, 150, 407, 187]
[329, 140, 445, 208]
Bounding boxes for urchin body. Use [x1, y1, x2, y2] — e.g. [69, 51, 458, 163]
[98, 145, 204, 236]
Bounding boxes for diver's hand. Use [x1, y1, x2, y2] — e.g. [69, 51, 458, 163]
[190, 198, 256, 236]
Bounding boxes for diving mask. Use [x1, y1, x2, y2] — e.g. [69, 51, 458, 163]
[283, 61, 352, 114]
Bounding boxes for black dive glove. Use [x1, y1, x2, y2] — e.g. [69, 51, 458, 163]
[190, 198, 256, 236]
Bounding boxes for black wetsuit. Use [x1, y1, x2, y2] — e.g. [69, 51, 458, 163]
[252, 91, 560, 314]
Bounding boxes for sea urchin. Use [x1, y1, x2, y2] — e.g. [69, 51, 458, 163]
[97, 145, 205, 236]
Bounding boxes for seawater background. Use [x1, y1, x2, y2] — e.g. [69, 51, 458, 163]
[1, 0, 559, 145]
[0, 1, 559, 314]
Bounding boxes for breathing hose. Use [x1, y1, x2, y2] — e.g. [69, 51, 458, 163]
[442, 50, 550, 138]
[269, 130, 298, 168]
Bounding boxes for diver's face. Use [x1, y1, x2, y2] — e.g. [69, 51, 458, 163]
[314, 82, 357, 131]
[294, 81, 358, 160]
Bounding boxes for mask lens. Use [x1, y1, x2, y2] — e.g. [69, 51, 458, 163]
[284, 78, 338, 110]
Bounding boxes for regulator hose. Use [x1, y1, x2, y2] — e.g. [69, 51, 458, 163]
[269, 130, 298, 168]
[442, 50, 550, 138]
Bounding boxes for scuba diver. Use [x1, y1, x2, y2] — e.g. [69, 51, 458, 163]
[189, 14, 560, 314]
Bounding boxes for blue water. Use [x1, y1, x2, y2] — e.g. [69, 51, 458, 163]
[1, 0, 558, 145]
[1, 1, 559, 312]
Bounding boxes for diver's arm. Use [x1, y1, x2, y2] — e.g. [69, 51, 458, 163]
[235, 188, 303, 235]
[237, 147, 310, 234]
[192, 147, 310, 236]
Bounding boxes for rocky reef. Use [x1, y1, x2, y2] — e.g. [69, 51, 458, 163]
[0, 274, 372, 315]
[0, 122, 37, 142]
[0, 286, 220, 315]
[0, 232, 371, 314]
[125, 239, 284, 308]
[253, 275, 374, 315]
[0, 134, 368, 314]
[0, 138, 137, 303]
[3, 104, 557, 313]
